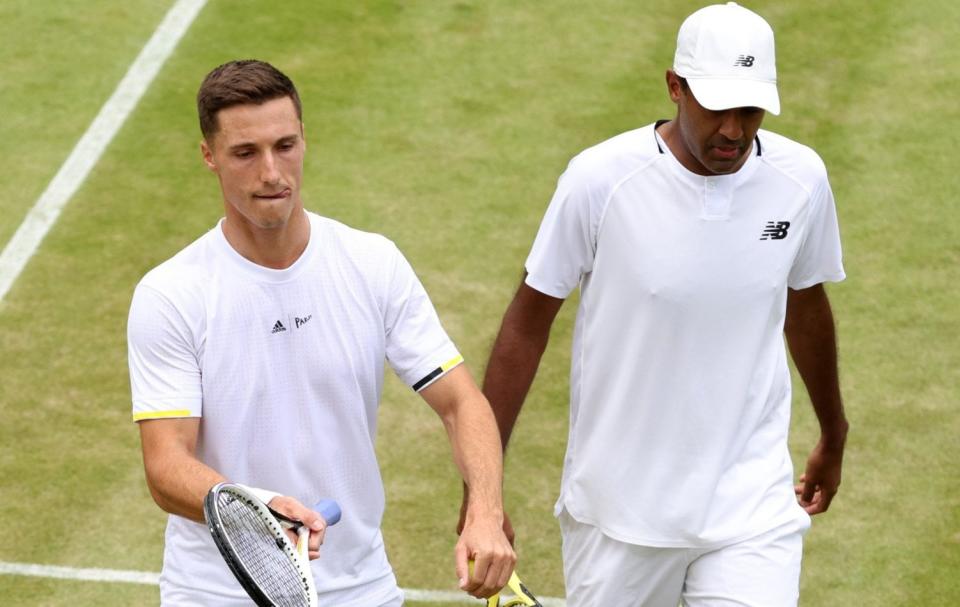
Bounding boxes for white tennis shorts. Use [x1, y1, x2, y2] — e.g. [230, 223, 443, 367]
[559, 509, 811, 607]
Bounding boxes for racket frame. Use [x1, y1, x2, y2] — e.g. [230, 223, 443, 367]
[487, 570, 543, 607]
[204, 482, 318, 607]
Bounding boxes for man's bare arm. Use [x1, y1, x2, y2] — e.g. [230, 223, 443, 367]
[456, 279, 565, 541]
[482, 280, 565, 450]
[419, 365, 516, 599]
[138, 418, 328, 555]
[139, 418, 225, 523]
[784, 283, 849, 515]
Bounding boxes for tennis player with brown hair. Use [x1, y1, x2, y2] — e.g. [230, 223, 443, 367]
[128, 59, 514, 606]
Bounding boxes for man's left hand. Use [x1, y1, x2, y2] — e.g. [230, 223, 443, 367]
[267, 495, 328, 560]
[455, 513, 516, 599]
[795, 436, 845, 515]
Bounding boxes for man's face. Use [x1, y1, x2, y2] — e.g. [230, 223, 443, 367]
[201, 96, 305, 230]
[667, 71, 765, 175]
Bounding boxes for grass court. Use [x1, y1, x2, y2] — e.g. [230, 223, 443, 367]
[0, 1, 957, 605]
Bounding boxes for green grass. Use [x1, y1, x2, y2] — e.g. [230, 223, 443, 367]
[1, 1, 958, 605]
[0, 0, 173, 249]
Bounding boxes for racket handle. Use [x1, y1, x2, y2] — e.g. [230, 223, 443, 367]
[314, 499, 341, 526]
[294, 501, 339, 561]
[296, 524, 310, 561]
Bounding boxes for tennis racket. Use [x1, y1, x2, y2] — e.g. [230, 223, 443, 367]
[204, 482, 342, 607]
[487, 571, 543, 607]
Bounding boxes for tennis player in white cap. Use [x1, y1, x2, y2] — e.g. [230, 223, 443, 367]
[468, 3, 849, 605]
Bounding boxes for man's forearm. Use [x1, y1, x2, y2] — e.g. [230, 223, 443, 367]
[139, 418, 225, 523]
[448, 392, 506, 519]
[482, 282, 564, 451]
[785, 285, 848, 443]
[147, 456, 225, 522]
[482, 332, 547, 450]
[421, 366, 505, 516]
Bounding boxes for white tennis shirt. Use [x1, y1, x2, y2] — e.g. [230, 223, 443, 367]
[128, 211, 462, 605]
[526, 123, 845, 548]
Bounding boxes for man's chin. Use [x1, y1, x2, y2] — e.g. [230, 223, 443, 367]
[703, 154, 745, 175]
[224, 194, 305, 230]
[254, 209, 299, 230]
[228, 206, 295, 231]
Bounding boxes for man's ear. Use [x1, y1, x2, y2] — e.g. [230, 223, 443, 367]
[665, 69, 683, 104]
[301, 122, 307, 151]
[201, 139, 217, 172]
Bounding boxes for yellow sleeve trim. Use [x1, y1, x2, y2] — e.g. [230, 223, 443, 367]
[441, 354, 464, 372]
[412, 354, 465, 391]
[132, 409, 193, 422]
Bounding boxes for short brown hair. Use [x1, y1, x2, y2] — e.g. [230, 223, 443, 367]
[196, 60, 302, 139]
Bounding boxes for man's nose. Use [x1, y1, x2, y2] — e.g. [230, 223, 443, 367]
[260, 153, 280, 184]
[717, 109, 744, 141]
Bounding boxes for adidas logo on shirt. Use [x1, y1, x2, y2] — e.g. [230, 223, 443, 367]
[271, 320, 287, 334]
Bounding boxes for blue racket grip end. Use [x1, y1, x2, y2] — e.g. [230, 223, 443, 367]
[314, 499, 341, 526]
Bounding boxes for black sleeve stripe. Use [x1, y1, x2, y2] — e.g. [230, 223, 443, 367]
[412, 367, 443, 392]
[411, 355, 464, 392]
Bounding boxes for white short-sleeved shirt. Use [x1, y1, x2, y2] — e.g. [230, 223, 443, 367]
[128, 211, 462, 605]
[526, 123, 845, 548]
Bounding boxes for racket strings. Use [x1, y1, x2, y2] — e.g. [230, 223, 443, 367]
[218, 493, 310, 607]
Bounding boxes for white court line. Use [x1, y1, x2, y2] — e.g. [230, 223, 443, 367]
[0, 561, 159, 586]
[0, 0, 208, 304]
[0, 561, 567, 606]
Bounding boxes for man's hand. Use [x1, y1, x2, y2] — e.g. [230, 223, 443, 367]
[795, 435, 846, 515]
[267, 496, 329, 560]
[455, 511, 517, 599]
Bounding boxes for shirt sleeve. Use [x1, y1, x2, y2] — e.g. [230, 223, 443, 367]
[382, 244, 462, 392]
[524, 155, 606, 298]
[787, 171, 846, 289]
[127, 283, 203, 421]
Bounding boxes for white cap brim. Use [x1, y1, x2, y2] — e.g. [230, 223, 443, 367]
[686, 77, 780, 115]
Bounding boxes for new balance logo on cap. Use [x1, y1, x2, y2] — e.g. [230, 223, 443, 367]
[734, 55, 755, 67]
[760, 221, 790, 240]
[271, 320, 287, 334]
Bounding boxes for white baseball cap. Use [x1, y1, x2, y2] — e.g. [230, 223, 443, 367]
[673, 2, 780, 115]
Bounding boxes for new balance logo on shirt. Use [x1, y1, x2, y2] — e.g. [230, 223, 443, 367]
[271, 320, 287, 333]
[760, 221, 790, 240]
[734, 54, 755, 67]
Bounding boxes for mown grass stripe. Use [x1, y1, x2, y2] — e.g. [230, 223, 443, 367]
[0, 0, 207, 304]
